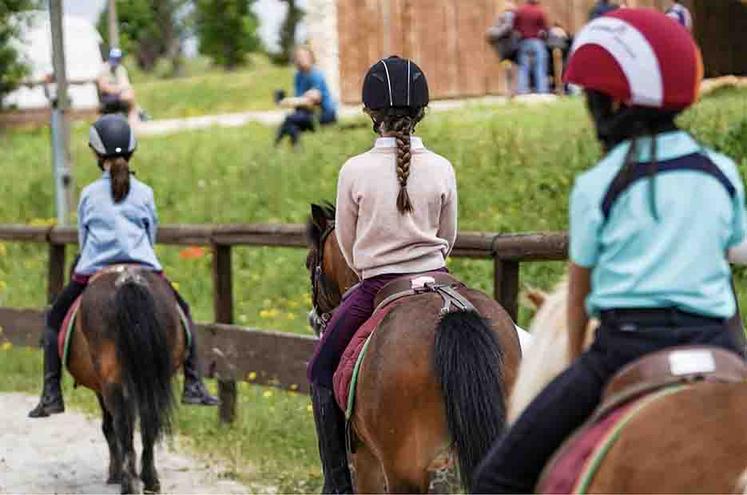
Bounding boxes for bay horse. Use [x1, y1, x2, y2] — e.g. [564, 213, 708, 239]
[66, 265, 185, 494]
[510, 280, 747, 493]
[305, 203, 522, 492]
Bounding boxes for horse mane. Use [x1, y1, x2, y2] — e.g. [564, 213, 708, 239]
[306, 201, 336, 247]
[507, 278, 597, 423]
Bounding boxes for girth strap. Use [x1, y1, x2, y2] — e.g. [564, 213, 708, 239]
[601, 152, 736, 221]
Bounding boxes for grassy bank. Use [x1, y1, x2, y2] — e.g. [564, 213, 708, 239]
[129, 56, 294, 119]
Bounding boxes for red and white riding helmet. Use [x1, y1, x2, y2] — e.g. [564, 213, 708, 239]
[564, 8, 703, 110]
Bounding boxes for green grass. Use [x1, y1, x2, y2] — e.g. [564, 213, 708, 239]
[0, 88, 746, 488]
[128, 55, 294, 119]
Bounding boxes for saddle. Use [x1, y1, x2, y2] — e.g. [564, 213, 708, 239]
[538, 346, 747, 494]
[58, 265, 192, 365]
[332, 271, 475, 415]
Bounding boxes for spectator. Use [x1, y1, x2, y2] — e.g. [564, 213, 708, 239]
[486, 1, 519, 95]
[665, 0, 693, 31]
[97, 48, 143, 126]
[589, 0, 619, 20]
[514, 0, 549, 95]
[275, 46, 338, 147]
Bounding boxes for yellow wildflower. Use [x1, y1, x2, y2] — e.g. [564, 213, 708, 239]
[306, 404, 313, 413]
[1, 342, 12, 351]
[247, 371, 257, 381]
[262, 390, 273, 399]
[171, 281, 181, 291]
[290, 384, 298, 391]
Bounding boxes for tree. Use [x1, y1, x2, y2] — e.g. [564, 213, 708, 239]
[0, 0, 35, 109]
[195, 0, 260, 69]
[273, 0, 303, 65]
[98, 0, 188, 73]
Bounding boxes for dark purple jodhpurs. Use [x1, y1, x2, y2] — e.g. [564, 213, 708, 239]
[307, 268, 446, 388]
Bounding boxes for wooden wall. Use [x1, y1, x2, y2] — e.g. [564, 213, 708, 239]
[335, 0, 745, 103]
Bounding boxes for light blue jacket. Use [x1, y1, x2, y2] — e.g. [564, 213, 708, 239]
[74, 171, 162, 276]
[570, 131, 746, 319]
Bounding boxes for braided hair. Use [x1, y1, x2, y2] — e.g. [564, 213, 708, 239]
[366, 106, 426, 214]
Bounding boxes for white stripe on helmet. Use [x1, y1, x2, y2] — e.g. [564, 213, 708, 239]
[570, 16, 663, 107]
[89, 125, 106, 154]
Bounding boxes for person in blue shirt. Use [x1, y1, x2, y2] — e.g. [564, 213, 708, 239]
[29, 115, 218, 418]
[275, 46, 338, 146]
[473, 9, 746, 493]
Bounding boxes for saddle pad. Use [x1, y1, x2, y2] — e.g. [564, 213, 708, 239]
[538, 385, 686, 494]
[332, 300, 406, 414]
[58, 297, 192, 366]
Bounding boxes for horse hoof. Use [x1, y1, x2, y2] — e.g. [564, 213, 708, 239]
[108, 473, 122, 484]
[143, 485, 160, 494]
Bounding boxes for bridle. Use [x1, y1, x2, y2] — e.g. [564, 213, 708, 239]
[309, 221, 338, 335]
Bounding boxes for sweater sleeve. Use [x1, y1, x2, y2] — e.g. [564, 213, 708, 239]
[77, 193, 88, 250]
[145, 188, 159, 246]
[438, 165, 458, 257]
[335, 162, 360, 276]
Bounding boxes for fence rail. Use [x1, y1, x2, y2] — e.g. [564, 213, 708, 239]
[0, 223, 568, 422]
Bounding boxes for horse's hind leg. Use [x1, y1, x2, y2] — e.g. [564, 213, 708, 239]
[98, 394, 122, 484]
[140, 428, 160, 493]
[106, 384, 141, 494]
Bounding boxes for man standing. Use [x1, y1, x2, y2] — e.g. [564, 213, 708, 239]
[665, 0, 693, 31]
[589, 0, 618, 20]
[514, 0, 549, 95]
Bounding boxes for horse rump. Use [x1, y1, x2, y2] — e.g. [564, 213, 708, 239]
[113, 274, 174, 443]
[433, 309, 505, 489]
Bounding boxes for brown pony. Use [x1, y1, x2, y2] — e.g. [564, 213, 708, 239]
[306, 203, 522, 492]
[66, 265, 185, 494]
[519, 282, 747, 493]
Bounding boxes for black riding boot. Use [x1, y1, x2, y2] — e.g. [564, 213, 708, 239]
[28, 327, 65, 418]
[311, 385, 353, 494]
[182, 338, 220, 406]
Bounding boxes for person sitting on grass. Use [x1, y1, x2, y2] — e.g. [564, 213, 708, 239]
[29, 114, 218, 418]
[97, 48, 147, 126]
[275, 46, 338, 147]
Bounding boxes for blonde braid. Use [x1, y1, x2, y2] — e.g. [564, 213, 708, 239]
[392, 116, 415, 214]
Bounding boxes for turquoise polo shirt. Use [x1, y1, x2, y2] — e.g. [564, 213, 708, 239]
[570, 131, 747, 318]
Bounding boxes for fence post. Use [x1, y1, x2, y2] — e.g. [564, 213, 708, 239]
[212, 243, 236, 423]
[47, 243, 66, 304]
[493, 258, 519, 322]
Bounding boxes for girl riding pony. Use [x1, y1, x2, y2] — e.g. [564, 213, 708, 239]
[473, 9, 747, 493]
[307, 56, 458, 493]
[29, 114, 218, 418]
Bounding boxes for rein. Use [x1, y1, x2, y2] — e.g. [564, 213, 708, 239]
[310, 221, 337, 334]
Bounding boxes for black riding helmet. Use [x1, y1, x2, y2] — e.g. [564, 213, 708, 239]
[88, 114, 137, 158]
[362, 56, 429, 110]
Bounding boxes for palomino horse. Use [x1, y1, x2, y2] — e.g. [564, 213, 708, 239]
[66, 265, 185, 494]
[510, 280, 747, 493]
[306, 204, 521, 492]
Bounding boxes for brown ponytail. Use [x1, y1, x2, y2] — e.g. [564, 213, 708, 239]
[109, 157, 131, 203]
[366, 107, 426, 215]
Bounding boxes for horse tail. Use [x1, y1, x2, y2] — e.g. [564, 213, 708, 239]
[434, 310, 505, 489]
[113, 273, 174, 443]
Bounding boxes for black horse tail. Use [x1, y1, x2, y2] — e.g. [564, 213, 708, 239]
[113, 274, 174, 444]
[434, 310, 505, 489]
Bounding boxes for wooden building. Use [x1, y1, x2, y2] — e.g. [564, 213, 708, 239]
[306, 0, 747, 104]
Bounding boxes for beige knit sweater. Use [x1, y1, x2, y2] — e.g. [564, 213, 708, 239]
[335, 136, 458, 280]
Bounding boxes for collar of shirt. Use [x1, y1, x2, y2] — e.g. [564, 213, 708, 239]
[374, 136, 425, 150]
[608, 130, 701, 164]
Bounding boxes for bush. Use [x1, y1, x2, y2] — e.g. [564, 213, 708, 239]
[0, 0, 34, 109]
[195, 0, 261, 69]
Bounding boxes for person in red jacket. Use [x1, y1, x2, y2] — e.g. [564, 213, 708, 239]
[514, 0, 549, 94]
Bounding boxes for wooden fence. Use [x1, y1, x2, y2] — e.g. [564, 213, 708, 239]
[0, 224, 568, 422]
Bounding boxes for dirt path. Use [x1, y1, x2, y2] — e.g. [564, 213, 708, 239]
[0, 393, 258, 494]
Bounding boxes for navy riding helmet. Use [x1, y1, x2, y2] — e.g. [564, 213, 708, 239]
[88, 114, 137, 158]
[362, 56, 429, 110]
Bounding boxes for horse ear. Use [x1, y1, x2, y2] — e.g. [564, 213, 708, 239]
[310, 204, 328, 232]
[526, 289, 547, 309]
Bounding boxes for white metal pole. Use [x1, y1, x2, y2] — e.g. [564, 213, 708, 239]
[49, 0, 72, 226]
